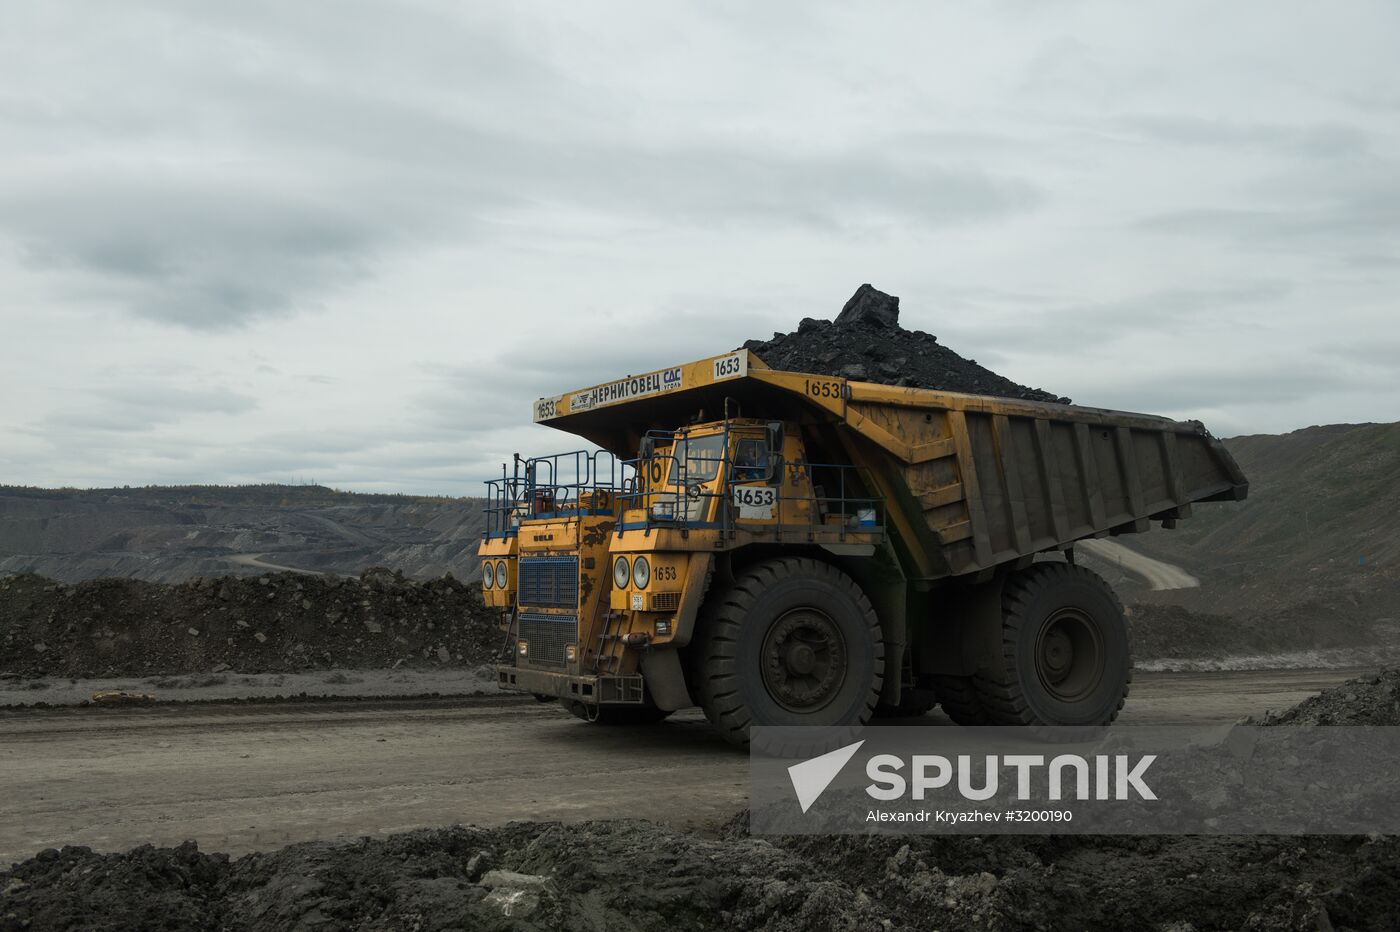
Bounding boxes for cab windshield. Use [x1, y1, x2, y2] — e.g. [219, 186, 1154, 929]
[667, 433, 726, 485]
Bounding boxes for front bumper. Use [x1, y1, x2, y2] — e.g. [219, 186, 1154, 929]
[497, 665, 644, 705]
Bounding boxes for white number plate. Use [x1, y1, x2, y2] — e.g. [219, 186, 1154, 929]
[733, 485, 776, 518]
[712, 351, 747, 381]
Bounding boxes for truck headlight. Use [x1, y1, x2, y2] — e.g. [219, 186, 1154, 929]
[517, 640, 528, 657]
[613, 556, 630, 588]
[483, 561, 495, 588]
[495, 560, 507, 588]
[632, 555, 650, 589]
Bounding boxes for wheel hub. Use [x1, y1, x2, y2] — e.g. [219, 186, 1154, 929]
[1034, 608, 1104, 702]
[761, 609, 847, 713]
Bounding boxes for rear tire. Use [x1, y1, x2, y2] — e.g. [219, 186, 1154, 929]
[974, 563, 1131, 726]
[691, 557, 884, 746]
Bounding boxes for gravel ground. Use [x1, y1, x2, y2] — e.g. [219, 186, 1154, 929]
[0, 667, 501, 707]
[6, 671, 1400, 931]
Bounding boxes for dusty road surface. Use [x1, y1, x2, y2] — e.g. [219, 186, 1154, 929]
[1078, 538, 1200, 590]
[0, 668, 1361, 865]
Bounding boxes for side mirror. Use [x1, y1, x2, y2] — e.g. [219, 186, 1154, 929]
[639, 436, 655, 460]
[765, 422, 785, 483]
[765, 421, 784, 455]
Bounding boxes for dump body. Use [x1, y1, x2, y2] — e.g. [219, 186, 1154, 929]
[533, 350, 1247, 582]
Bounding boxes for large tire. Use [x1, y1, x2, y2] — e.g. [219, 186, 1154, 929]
[974, 563, 1131, 726]
[562, 700, 672, 725]
[930, 674, 990, 725]
[691, 557, 884, 746]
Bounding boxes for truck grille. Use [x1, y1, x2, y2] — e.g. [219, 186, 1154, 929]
[518, 556, 579, 608]
[518, 613, 576, 666]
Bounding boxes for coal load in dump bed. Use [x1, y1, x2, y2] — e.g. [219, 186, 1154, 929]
[742, 284, 1070, 404]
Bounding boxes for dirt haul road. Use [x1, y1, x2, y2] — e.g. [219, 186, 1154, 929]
[1078, 538, 1200, 590]
[0, 669, 1360, 865]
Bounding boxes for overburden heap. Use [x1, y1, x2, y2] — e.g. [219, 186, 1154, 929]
[742, 284, 1070, 404]
[0, 568, 504, 678]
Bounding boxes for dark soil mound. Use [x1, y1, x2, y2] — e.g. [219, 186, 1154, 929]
[1259, 668, 1400, 725]
[1126, 602, 1399, 665]
[0, 568, 504, 679]
[4, 820, 1398, 931]
[743, 284, 1069, 404]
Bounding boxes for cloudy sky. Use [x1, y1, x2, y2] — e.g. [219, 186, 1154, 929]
[2, 2, 1397, 495]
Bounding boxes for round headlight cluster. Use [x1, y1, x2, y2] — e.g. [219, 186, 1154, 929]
[613, 555, 630, 588]
[632, 555, 650, 589]
[483, 560, 509, 588]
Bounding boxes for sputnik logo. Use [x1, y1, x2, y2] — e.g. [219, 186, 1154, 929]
[787, 740, 865, 813]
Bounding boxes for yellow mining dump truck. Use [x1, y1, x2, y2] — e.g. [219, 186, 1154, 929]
[479, 350, 1247, 744]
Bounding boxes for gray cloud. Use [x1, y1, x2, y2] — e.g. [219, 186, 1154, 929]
[38, 381, 257, 433]
[1108, 115, 1370, 159]
[0, 1, 1397, 492]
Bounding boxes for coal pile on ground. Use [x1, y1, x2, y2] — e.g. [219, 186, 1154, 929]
[4, 819, 1398, 932]
[1258, 668, 1400, 725]
[0, 569, 503, 679]
[743, 284, 1070, 404]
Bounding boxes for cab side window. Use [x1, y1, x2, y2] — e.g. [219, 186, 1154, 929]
[732, 438, 773, 483]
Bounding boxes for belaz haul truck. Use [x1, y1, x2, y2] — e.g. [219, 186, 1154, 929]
[478, 350, 1247, 744]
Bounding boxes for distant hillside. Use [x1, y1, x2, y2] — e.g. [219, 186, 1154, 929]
[3, 424, 1396, 628]
[1081, 423, 1400, 657]
[0, 485, 486, 583]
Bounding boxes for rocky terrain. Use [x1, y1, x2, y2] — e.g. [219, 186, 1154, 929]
[1256, 668, 1400, 725]
[743, 284, 1070, 403]
[4, 821, 1395, 932]
[0, 484, 486, 584]
[5, 670, 1400, 932]
[0, 570, 503, 679]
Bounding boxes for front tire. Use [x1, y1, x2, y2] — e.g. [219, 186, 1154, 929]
[690, 557, 884, 746]
[975, 563, 1131, 726]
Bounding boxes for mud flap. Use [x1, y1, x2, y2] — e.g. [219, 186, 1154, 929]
[640, 649, 692, 711]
